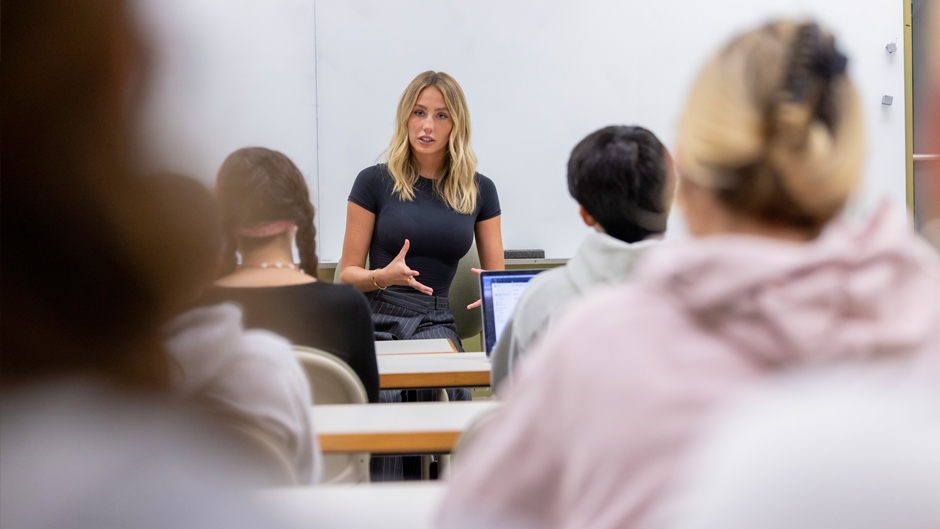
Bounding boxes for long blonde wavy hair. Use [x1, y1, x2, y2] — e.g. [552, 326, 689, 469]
[386, 71, 478, 214]
[678, 20, 865, 232]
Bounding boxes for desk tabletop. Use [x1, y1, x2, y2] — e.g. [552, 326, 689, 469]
[255, 482, 445, 529]
[377, 352, 490, 389]
[314, 400, 499, 454]
[374, 338, 458, 355]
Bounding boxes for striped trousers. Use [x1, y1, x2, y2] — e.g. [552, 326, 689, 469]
[367, 288, 471, 481]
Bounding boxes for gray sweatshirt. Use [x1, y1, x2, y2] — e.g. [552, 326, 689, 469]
[490, 231, 658, 395]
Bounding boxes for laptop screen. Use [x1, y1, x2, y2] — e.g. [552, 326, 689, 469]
[480, 269, 545, 355]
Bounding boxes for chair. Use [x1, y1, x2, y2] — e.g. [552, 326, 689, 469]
[332, 255, 368, 284]
[225, 419, 299, 486]
[293, 345, 370, 484]
[448, 239, 482, 340]
[333, 241, 482, 341]
[440, 403, 499, 479]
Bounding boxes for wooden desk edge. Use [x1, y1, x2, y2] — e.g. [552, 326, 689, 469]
[319, 431, 461, 454]
[379, 371, 491, 389]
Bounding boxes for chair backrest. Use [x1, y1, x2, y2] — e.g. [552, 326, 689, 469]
[332, 255, 369, 284]
[292, 345, 370, 484]
[293, 346, 368, 405]
[225, 419, 299, 486]
[449, 239, 482, 340]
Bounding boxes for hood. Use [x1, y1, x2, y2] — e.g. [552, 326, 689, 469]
[637, 203, 940, 367]
[164, 303, 247, 396]
[565, 231, 661, 294]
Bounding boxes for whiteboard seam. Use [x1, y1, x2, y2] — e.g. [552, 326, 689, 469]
[313, 0, 323, 261]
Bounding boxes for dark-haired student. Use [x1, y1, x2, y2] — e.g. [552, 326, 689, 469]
[199, 147, 380, 403]
[490, 126, 674, 393]
[147, 173, 319, 484]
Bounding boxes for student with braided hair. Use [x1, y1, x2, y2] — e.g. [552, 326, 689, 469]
[201, 147, 380, 403]
[438, 19, 940, 529]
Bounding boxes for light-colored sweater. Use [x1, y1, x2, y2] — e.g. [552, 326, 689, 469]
[165, 303, 320, 484]
[662, 365, 940, 529]
[438, 203, 940, 529]
[490, 232, 659, 394]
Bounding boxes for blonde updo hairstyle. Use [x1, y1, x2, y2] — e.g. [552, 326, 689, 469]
[386, 71, 479, 214]
[678, 20, 865, 232]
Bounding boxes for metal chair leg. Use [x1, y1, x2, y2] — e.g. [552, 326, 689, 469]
[421, 455, 432, 480]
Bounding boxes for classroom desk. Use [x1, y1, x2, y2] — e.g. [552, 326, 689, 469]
[377, 352, 490, 389]
[314, 400, 499, 454]
[255, 482, 445, 529]
[374, 338, 458, 355]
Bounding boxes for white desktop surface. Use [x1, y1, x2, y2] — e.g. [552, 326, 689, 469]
[315, 401, 499, 435]
[377, 352, 489, 375]
[256, 482, 445, 529]
[374, 338, 456, 355]
[314, 401, 499, 454]
[377, 352, 491, 389]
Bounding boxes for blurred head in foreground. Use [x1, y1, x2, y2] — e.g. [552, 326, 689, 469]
[677, 20, 864, 240]
[1, 2, 303, 521]
[142, 173, 224, 314]
[1, 0, 176, 389]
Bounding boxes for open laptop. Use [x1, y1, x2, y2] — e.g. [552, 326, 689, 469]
[480, 269, 545, 355]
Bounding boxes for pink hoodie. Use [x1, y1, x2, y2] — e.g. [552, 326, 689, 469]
[437, 204, 940, 529]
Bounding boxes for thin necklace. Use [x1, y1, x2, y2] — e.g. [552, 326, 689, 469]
[238, 261, 306, 275]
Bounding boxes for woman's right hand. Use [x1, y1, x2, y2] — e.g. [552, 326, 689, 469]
[376, 239, 433, 295]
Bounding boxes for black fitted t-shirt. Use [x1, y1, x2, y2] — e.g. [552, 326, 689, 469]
[348, 164, 500, 299]
[199, 281, 380, 403]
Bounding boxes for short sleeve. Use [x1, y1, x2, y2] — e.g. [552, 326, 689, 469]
[476, 174, 501, 222]
[348, 165, 385, 213]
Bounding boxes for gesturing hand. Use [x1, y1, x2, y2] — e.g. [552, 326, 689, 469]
[466, 267, 484, 309]
[377, 239, 433, 295]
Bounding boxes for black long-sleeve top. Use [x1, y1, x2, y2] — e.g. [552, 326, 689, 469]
[200, 281, 379, 403]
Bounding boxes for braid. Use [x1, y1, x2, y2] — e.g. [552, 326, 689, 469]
[216, 147, 319, 275]
[295, 201, 318, 274]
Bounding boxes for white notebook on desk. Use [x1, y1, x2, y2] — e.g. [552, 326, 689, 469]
[374, 338, 456, 355]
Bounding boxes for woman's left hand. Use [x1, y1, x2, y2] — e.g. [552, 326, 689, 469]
[470, 216, 505, 309]
[467, 268, 484, 309]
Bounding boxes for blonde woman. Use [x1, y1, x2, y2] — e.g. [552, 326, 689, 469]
[340, 71, 504, 349]
[437, 21, 940, 528]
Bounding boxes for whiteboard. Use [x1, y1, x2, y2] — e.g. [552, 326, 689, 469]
[136, 0, 907, 261]
[134, 0, 321, 240]
[315, 0, 907, 259]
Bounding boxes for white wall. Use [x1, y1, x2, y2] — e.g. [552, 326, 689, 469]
[135, 0, 321, 238]
[137, 0, 907, 261]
